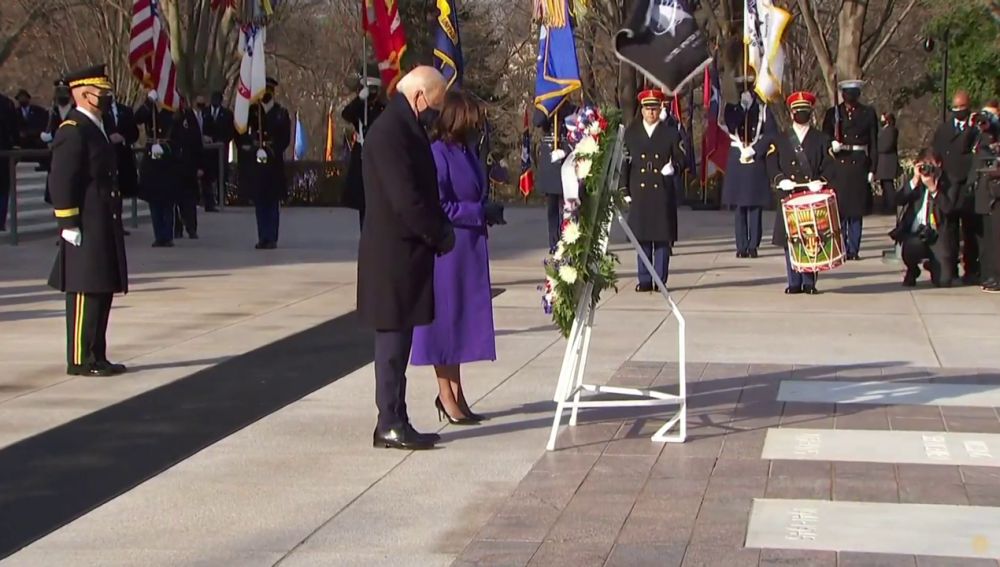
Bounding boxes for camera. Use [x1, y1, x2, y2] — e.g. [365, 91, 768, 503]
[915, 224, 938, 245]
[918, 163, 937, 176]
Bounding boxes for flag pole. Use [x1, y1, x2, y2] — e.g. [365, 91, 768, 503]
[360, 1, 369, 141]
[742, 0, 750, 148]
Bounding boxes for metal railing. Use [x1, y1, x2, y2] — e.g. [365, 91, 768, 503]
[1, 142, 228, 246]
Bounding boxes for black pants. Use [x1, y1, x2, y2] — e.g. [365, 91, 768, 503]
[200, 177, 218, 210]
[734, 206, 762, 254]
[948, 211, 980, 278]
[902, 235, 952, 286]
[66, 292, 113, 368]
[980, 212, 1000, 283]
[255, 199, 280, 244]
[174, 195, 198, 237]
[149, 201, 174, 243]
[546, 194, 563, 251]
[880, 180, 896, 213]
[374, 329, 413, 431]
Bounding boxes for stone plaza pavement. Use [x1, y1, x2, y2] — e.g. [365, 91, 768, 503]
[1, 206, 999, 566]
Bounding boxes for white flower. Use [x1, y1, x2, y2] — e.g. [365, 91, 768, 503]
[553, 242, 565, 260]
[561, 222, 581, 244]
[587, 122, 603, 136]
[558, 265, 578, 284]
[575, 158, 593, 180]
[575, 136, 599, 156]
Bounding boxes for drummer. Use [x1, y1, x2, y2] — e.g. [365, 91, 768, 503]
[767, 91, 833, 295]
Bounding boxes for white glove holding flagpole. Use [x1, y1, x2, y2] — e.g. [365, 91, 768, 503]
[550, 149, 566, 163]
[256, 148, 268, 163]
[61, 228, 82, 247]
[831, 140, 844, 153]
[151, 143, 164, 158]
[660, 160, 675, 177]
[359, 87, 369, 101]
[778, 179, 796, 192]
[867, 172, 874, 183]
[147, 89, 158, 103]
[659, 107, 668, 122]
[40, 132, 53, 144]
[739, 145, 755, 162]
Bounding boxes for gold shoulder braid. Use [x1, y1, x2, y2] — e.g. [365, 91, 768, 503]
[59, 120, 78, 128]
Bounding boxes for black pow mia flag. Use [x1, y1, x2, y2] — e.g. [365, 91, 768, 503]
[614, 0, 712, 96]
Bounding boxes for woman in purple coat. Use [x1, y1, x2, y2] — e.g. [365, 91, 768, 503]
[412, 91, 498, 425]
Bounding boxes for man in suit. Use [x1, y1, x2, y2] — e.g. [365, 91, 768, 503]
[342, 76, 386, 229]
[104, 93, 140, 200]
[620, 89, 686, 292]
[237, 77, 291, 249]
[768, 91, 832, 295]
[14, 89, 50, 151]
[199, 91, 234, 212]
[891, 148, 955, 287]
[0, 92, 15, 231]
[533, 102, 577, 251]
[876, 112, 901, 214]
[171, 97, 205, 239]
[359, 66, 454, 451]
[972, 102, 1000, 293]
[932, 90, 981, 284]
[46, 64, 129, 377]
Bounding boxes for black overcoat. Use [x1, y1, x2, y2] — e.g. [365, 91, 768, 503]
[822, 102, 879, 217]
[105, 103, 140, 198]
[932, 119, 979, 212]
[972, 130, 1000, 215]
[341, 96, 385, 210]
[533, 105, 576, 196]
[15, 104, 49, 149]
[357, 94, 449, 330]
[620, 120, 685, 243]
[876, 124, 900, 181]
[47, 109, 128, 294]
[135, 103, 183, 204]
[201, 105, 235, 183]
[721, 101, 774, 207]
[237, 102, 291, 203]
[766, 127, 832, 247]
[0, 95, 14, 203]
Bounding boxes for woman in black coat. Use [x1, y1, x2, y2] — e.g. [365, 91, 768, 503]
[876, 113, 901, 214]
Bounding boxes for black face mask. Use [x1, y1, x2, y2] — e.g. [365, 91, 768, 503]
[211, 97, 223, 107]
[196, 103, 207, 110]
[793, 111, 812, 125]
[17, 100, 29, 108]
[88, 92, 113, 114]
[416, 94, 440, 130]
[952, 108, 970, 121]
[261, 92, 274, 104]
[842, 89, 861, 104]
[56, 95, 71, 106]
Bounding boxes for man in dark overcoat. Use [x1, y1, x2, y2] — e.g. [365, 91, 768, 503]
[358, 66, 454, 451]
[200, 91, 235, 212]
[932, 90, 981, 284]
[342, 76, 386, 229]
[620, 89, 686, 292]
[822, 79, 879, 261]
[47, 64, 129, 377]
[876, 112, 900, 213]
[767, 91, 832, 295]
[533, 102, 577, 251]
[237, 77, 291, 249]
[171, 98, 205, 239]
[104, 94, 140, 200]
[721, 75, 777, 258]
[971, 103, 1000, 292]
[13, 89, 50, 151]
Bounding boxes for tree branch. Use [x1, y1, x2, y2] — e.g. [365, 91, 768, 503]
[861, 0, 919, 73]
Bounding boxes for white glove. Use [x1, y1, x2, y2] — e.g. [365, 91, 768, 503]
[660, 161, 675, 177]
[807, 180, 824, 193]
[256, 148, 268, 163]
[659, 107, 668, 122]
[739, 145, 755, 161]
[867, 172, 874, 183]
[61, 228, 82, 247]
[778, 179, 796, 192]
[359, 87, 370, 101]
[147, 89, 159, 102]
[550, 149, 566, 163]
[151, 143, 164, 158]
[740, 91, 753, 109]
[624, 195, 632, 204]
[831, 140, 844, 153]
[40, 132, 53, 144]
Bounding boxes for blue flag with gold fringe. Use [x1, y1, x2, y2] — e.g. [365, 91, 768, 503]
[533, 0, 581, 118]
[433, 0, 464, 89]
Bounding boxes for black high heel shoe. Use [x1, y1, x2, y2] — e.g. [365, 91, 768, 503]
[435, 397, 480, 425]
[458, 400, 488, 422]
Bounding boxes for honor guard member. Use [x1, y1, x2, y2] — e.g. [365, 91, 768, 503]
[237, 77, 291, 249]
[620, 89, 686, 292]
[971, 102, 1000, 292]
[171, 97, 205, 240]
[768, 91, 831, 295]
[41, 80, 74, 204]
[104, 92, 140, 201]
[823, 79, 878, 260]
[533, 102, 577, 251]
[721, 74, 777, 258]
[136, 89, 182, 246]
[342, 76, 386, 229]
[47, 64, 129, 377]
[876, 112, 901, 213]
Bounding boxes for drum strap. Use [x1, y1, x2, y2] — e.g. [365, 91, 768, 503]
[789, 132, 814, 177]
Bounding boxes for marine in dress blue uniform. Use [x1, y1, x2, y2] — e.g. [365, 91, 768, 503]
[822, 79, 879, 260]
[767, 91, 832, 295]
[620, 89, 686, 292]
[721, 75, 777, 258]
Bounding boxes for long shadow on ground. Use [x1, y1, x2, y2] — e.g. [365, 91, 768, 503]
[0, 310, 372, 559]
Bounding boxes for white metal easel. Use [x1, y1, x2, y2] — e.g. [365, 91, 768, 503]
[545, 127, 687, 451]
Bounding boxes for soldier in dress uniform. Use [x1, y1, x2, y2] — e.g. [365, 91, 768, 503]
[103, 93, 139, 201]
[237, 77, 291, 249]
[136, 90, 182, 247]
[822, 79, 879, 261]
[46, 64, 129, 377]
[533, 102, 577, 251]
[768, 91, 832, 295]
[200, 91, 235, 212]
[171, 97, 205, 240]
[41, 80, 74, 204]
[620, 89, 686, 292]
[721, 74, 777, 258]
[876, 112, 901, 214]
[342, 76, 386, 229]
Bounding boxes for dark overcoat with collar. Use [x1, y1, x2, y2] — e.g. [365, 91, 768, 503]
[620, 118, 686, 243]
[766, 127, 832, 247]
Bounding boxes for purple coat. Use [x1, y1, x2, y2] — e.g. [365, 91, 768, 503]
[411, 141, 497, 366]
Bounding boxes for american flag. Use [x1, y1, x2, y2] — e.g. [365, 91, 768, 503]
[700, 62, 728, 186]
[129, 0, 179, 110]
[518, 107, 534, 199]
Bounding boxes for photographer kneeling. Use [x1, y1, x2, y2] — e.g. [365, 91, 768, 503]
[891, 148, 955, 287]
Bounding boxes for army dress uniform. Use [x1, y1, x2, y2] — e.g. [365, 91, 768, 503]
[768, 91, 832, 295]
[135, 99, 184, 246]
[721, 81, 777, 258]
[621, 89, 686, 292]
[46, 65, 128, 377]
[533, 104, 577, 251]
[822, 79, 879, 260]
[341, 77, 386, 229]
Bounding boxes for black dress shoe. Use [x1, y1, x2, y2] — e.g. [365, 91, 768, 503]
[188, 232, 199, 240]
[784, 287, 802, 295]
[373, 427, 435, 450]
[205, 207, 219, 213]
[265, 241, 278, 249]
[406, 424, 440, 443]
[962, 273, 981, 286]
[736, 251, 749, 258]
[635, 283, 653, 293]
[98, 360, 128, 375]
[67, 364, 116, 377]
[803, 286, 820, 295]
[255, 242, 266, 249]
[749, 249, 759, 258]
